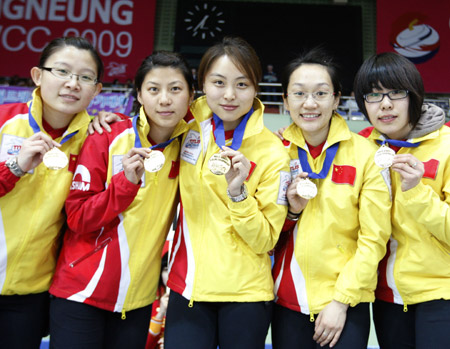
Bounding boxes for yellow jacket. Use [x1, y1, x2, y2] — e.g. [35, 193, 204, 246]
[0, 89, 90, 295]
[366, 125, 450, 306]
[168, 96, 290, 302]
[273, 114, 392, 315]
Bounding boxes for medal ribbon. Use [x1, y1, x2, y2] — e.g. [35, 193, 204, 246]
[297, 142, 339, 179]
[28, 102, 78, 145]
[132, 116, 177, 150]
[212, 107, 253, 150]
[377, 139, 419, 148]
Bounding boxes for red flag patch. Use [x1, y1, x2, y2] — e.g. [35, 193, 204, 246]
[169, 160, 180, 179]
[331, 165, 356, 185]
[423, 159, 439, 179]
[245, 161, 257, 181]
[68, 154, 78, 173]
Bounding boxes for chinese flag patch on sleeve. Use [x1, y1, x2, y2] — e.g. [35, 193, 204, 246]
[68, 154, 78, 173]
[423, 159, 439, 179]
[332, 164, 356, 185]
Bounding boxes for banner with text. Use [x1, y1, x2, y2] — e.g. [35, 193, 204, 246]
[377, 0, 450, 93]
[0, 0, 156, 82]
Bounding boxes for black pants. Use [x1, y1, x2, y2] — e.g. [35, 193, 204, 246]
[0, 291, 49, 349]
[49, 296, 152, 349]
[373, 299, 450, 349]
[271, 302, 370, 349]
[164, 291, 273, 349]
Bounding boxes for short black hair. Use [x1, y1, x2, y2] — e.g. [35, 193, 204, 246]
[353, 52, 424, 128]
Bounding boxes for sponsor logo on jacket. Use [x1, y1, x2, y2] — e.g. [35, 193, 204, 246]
[71, 164, 91, 191]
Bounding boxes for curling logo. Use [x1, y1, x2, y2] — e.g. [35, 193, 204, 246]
[390, 15, 440, 64]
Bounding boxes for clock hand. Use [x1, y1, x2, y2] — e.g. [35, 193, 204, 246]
[193, 15, 209, 32]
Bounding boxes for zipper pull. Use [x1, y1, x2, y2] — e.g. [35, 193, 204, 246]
[403, 304, 408, 312]
[188, 298, 194, 308]
[310, 313, 315, 322]
[121, 309, 126, 320]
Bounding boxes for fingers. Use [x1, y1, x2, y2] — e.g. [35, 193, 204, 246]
[314, 325, 339, 348]
[286, 173, 310, 210]
[122, 148, 151, 184]
[88, 112, 120, 135]
[122, 148, 150, 167]
[128, 148, 151, 159]
[221, 147, 251, 173]
[392, 154, 423, 171]
[329, 329, 343, 348]
[23, 132, 58, 155]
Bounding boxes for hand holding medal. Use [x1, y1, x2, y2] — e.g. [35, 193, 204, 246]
[123, 148, 151, 185]
[390, 153, 424, 192]
[17, 132, 61, 173]
[285, 172, 311, 215]
[220, 147, 251, 195]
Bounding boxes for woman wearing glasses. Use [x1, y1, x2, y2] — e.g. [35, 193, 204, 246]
[0, 36, 102, 348]
[271, 48, 391, 348]
[48, 51, 194, 348]
[354, 52, 450, 349]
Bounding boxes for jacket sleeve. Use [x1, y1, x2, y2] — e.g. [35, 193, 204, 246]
[227, 148, 290, 254]
[0, 162, 20, 197]
[334, 160, 392, 306]
[399, 179, 450, 250]
[65, 132, 140, 234]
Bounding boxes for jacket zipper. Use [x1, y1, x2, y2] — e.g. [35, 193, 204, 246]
[69, 237, 112, 268]
[9, 170, 49, 282]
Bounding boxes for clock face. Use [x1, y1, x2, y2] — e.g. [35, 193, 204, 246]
[184, 3, 226, 40]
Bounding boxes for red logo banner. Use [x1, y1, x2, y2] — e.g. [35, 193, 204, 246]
[377, 0, 450, 93]
[0, 0, 156, 82]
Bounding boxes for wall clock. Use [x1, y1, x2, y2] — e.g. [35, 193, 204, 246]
[184, 3, 226, 40]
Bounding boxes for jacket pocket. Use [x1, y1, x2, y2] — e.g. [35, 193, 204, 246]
[69, 237, 112, 268]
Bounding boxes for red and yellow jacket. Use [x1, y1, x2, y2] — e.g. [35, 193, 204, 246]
[50, 108, 187, 313]
[0, 88, 90, 295]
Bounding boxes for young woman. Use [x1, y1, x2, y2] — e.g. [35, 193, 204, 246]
[164, 36, 291, 348]
[271, 48, 392, 349]
[0, 36, 103, 348]
[354, 52, 450, 349]
[49, 51, 193, 348]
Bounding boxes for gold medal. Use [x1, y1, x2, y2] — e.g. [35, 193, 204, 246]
[296, 178, 317, 199]
[144, 150, 166, 172]
[43, 147, 69, 170]
[374, 145, 395, 168]
[208, 153, 231, 175]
